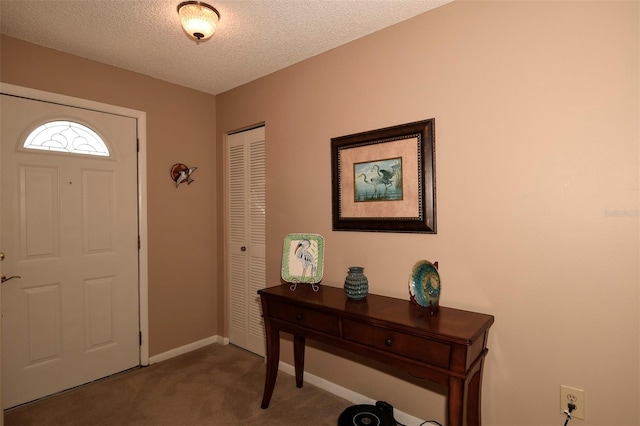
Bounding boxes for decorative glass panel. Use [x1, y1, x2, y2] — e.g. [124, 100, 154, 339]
[24, 121, 110, 156]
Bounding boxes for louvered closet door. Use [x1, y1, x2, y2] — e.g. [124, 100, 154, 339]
[226, 126, 266, 356]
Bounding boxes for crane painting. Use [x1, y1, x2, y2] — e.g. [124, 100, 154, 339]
[281, 233, 325, 291]
[294, 239, 317, 277]
[354, 157, 402, 202]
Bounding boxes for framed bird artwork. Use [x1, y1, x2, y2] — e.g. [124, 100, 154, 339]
[281, 233, 325, 291]
[330, 119, 436, 233]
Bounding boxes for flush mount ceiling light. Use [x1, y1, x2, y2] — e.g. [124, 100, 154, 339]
[177, 1, 220, 42]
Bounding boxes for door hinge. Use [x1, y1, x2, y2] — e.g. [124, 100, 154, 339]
[138, 236, 141, 250]
[139, 331, 142, 346]
[137, 138, 140, 152]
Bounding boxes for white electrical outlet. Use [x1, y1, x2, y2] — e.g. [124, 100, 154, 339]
[560, 385, 585, 420]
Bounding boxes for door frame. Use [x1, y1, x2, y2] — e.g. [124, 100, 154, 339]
[0, 84, 150, 374]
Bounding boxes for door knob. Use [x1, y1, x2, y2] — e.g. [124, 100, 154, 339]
[1, 274, 21, 283]
[0, 252, 4, 261]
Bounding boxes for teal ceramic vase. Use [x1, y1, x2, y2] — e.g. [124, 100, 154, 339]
[344, 266, 368, 300]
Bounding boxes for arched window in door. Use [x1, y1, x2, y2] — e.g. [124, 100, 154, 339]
[23, 120, 110, 156]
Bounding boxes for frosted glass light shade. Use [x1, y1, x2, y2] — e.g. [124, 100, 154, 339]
[177, 1, 220, 41]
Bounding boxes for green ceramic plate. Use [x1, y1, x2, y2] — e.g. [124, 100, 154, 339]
[281, 233, 325, 284]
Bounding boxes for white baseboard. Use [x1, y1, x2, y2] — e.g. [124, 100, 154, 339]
[278, 361, 430, 426]
[148, 335, 228, 364]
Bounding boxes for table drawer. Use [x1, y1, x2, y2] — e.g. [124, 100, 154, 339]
[342, 319, 451, 369]
[268, 300, 340, 336]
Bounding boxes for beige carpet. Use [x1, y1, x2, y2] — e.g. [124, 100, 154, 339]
[4, 343, 352, 425]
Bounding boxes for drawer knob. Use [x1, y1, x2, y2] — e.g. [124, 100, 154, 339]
[384, 338, 392, 347]
[296, 314, 303, 321]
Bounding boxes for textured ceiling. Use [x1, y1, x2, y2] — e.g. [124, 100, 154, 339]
[0, 0, 452, 95]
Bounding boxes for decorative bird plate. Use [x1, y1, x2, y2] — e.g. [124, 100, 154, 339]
[281, 233, 325, 291]
[408, 260, 440, 311]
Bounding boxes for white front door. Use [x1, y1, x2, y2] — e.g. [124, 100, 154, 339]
[1, 94, 140, 409]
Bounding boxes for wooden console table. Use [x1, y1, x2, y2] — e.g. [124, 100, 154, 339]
[258, 284, 494, 426]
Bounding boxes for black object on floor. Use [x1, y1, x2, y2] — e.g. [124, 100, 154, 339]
[337, 404, 397, 426]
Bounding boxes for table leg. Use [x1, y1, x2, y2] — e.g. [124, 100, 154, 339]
[465, 362, 484, 426]
[447, 361, 484, 426]
[293, 335, 305, 388]
[447, 377, 464, 426]
[260, 323, 280, 409]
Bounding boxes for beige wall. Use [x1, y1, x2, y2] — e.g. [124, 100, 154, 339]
[0, 35, 218, 356]
[217, 1, 639, 425]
